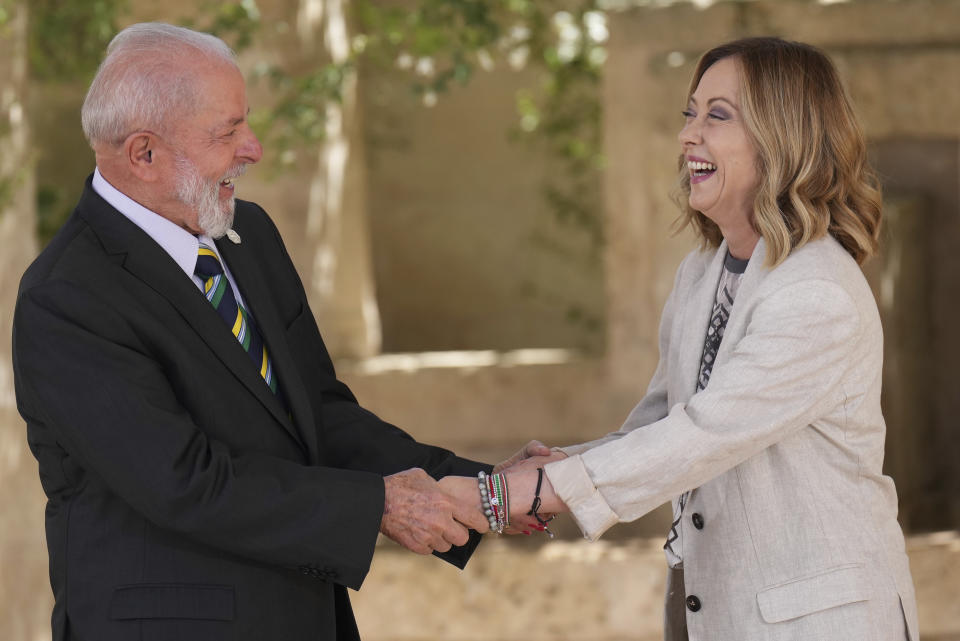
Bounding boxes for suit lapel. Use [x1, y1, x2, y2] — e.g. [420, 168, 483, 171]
[675, 242, 729, 401]
[216, 235, 320, 463]
[77, 181, 310, 455]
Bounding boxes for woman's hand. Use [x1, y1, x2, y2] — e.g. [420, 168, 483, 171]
[503, 451, 569, 526]
[493, 439, 553, 474]
[439, 441, 570, 537]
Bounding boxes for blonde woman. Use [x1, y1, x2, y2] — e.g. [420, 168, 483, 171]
[444, 37, 918, 640]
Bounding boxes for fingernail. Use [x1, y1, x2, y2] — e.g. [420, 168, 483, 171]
[523, 530, 531, 535]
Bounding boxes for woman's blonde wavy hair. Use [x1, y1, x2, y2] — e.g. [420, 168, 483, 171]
[676, 37, 882, 266]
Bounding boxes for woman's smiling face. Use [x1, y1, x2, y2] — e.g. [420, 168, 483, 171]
[678, 56, 760, 238]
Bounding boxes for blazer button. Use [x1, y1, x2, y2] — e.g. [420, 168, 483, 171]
[686, 595, 702, 612]
[691, 513, 704, 530]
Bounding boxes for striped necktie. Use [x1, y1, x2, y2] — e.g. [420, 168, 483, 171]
[195, 242, 279, 395]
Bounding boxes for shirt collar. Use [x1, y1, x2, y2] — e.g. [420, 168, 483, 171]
[92, 168, 216, 278]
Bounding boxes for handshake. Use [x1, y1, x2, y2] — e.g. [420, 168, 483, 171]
[379, 441, 569, 555]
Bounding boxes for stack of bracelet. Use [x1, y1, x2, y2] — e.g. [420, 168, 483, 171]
[477, 471, 510, 533]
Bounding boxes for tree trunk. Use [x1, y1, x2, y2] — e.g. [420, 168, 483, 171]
[299, 0, 382, 360]
[0, 3, 51, 640]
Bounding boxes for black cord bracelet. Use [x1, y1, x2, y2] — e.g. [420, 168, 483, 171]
[526, 467, 555, 538]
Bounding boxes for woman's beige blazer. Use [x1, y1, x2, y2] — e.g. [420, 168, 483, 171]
[546, 235, 918, 641]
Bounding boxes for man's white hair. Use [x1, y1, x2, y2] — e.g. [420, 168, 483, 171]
[81, 22, 237, 149]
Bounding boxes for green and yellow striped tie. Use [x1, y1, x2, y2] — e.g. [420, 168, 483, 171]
[195, 243, 278, 395]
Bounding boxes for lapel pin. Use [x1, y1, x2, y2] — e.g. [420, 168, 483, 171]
[226, 229, 241, 244]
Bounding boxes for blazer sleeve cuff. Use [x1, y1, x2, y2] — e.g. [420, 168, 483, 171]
[432, 527, 484, 569]
[544, 455, 619, 541]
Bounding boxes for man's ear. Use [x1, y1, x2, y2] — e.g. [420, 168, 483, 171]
[125, 132, 161, 182]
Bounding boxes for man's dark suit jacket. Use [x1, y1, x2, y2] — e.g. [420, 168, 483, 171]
[12, 177, 487, 641]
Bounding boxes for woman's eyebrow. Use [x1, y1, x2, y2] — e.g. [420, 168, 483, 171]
[688, 95, 739, 110]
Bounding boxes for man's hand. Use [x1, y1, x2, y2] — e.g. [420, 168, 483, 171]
[381, 468, 489, 555]
[493, 439, 553, 474]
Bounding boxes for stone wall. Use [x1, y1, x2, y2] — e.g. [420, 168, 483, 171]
[363, 64, 606, 354]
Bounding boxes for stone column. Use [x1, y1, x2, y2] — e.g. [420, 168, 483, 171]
[298, 0, 382, 359]
[0, 4, 50, 640]
[870, 197, 931, 533]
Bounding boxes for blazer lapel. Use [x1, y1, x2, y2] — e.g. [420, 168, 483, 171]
[675, 242, 729, 401]
[216, 236, 320, 463]
[77, 182, 309, 455]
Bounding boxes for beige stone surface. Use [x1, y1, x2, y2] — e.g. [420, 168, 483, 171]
[363, 64, 606, 355]
[352, 538, 667, 641]
[351, 533, 960, 641]
[340, 358, 632, 451]
[908, 532, 960, 640]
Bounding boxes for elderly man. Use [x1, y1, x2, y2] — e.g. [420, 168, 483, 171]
[13, 22, 536, 641]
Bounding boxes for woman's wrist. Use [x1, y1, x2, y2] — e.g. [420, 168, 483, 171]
[504, 465, 566, 518]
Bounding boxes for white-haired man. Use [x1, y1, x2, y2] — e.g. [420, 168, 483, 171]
[12, 22, 529, 641]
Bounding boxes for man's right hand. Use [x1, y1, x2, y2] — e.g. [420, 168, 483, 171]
[380, 468, 488, 555]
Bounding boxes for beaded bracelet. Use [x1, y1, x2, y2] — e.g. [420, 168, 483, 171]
[477, 471, 510, 533]
[477, 471, 497, 532]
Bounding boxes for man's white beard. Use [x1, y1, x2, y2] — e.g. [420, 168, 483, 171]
[173, 154, 244, 239]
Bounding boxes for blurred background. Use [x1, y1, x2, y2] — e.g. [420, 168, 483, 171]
[1, 0, 958, 639]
